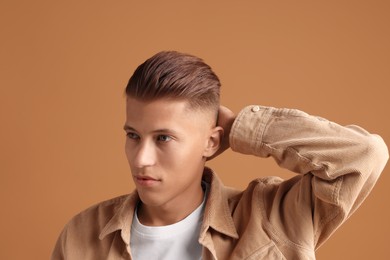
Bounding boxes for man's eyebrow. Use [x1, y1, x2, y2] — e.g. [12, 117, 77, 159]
[123, 125, 136, 131]
[123, 125, 179, 135]
[152, 129, 179, 135]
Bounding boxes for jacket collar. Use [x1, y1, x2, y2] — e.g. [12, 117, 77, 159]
[99, 167, 239, 244]
[99, 190, 139, 245]
[200, 167, 239, 239]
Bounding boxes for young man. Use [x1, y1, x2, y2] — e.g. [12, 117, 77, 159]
[52, 51, 388, 259]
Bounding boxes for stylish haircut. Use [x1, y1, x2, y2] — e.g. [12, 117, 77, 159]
[125, 51, 221, 113]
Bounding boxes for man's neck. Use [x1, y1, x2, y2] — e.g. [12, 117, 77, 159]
[137, 185, 204, 226]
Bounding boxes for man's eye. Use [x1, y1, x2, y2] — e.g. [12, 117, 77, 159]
[127, 132, 140, 140]
[157, 135, 172, 142]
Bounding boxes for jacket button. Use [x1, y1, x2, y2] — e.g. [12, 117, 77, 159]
[251, 106, 260, 112]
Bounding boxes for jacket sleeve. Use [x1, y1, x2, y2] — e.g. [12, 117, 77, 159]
[230, 105, 388, 249]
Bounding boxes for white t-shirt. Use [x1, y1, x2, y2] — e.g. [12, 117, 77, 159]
[130, 185, 208, 260]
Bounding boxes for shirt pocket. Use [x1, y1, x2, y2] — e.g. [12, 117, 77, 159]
[242, 241, 285, 260]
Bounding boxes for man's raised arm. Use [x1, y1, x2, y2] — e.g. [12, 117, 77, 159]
[219, 105, 388, 249]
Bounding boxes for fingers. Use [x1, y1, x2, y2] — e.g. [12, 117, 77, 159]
[217, 106, 235, 129]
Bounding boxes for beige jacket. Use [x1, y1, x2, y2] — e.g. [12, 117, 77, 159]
[52, 105, 388, 259]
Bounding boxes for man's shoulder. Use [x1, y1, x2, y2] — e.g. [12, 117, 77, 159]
[220, 175, 286, 207]
[52, 193, 137, 258]
[223, 176, 285, 194]
[207, 167, 286, 202]
[65, 193, 134, 230]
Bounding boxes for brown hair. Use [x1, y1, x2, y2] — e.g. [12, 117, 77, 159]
[125, 51, 221, 113]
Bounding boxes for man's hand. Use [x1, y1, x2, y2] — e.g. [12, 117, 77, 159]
[208, 106, 236, 160]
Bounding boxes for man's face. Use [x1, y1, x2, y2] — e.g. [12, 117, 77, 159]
[124, 97, 216, 209]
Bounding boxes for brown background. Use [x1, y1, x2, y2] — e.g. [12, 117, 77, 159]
[1, 1, 389, 259]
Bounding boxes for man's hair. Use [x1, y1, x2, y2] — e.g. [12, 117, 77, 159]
[125, 51, 221, 113]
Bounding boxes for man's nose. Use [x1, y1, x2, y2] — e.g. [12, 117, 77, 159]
[133, 141, 156, 168]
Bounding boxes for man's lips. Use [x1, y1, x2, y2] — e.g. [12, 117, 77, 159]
[135, 175, 157, 180]
[134, 175, 161, 186]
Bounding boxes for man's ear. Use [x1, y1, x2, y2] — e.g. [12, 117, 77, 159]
[203, 126, 224, 158]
